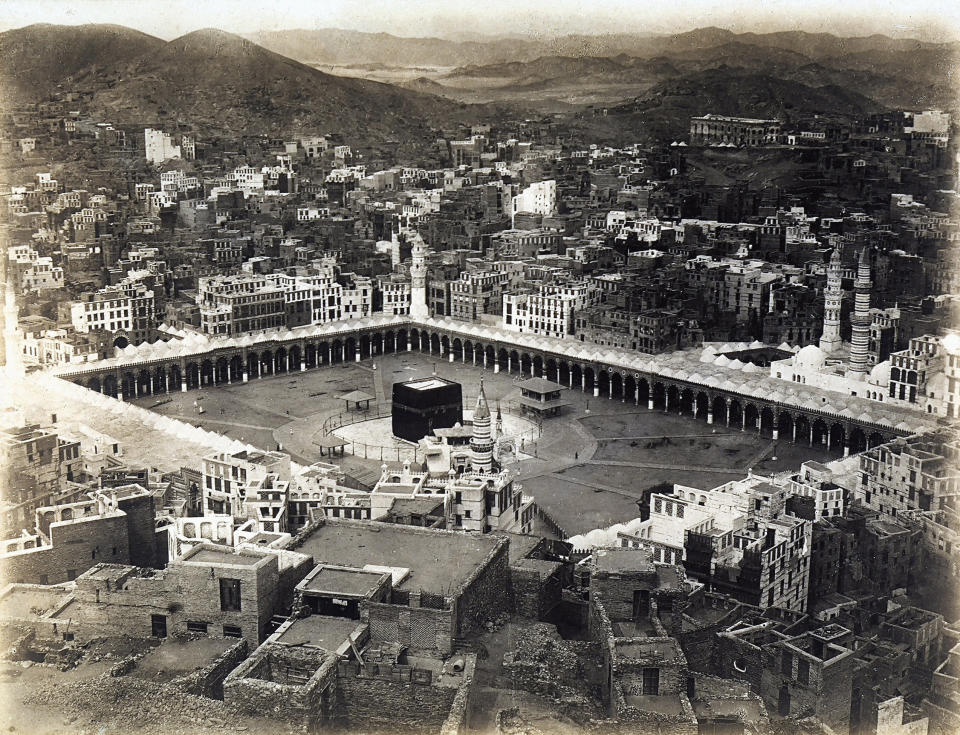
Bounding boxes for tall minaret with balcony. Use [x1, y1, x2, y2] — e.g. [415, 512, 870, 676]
[408, 230, 429, 320]
[847, 247, 873, 376]
[819, 247, 843, 355]
[470, 379, 494, 473]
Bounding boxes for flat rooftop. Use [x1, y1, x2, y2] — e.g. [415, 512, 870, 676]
[185, 548, 263, 567]
[275, 615, 360, 653]
[496, 532, 543, 563]
[303, 566, 385, 597]
[0, 586, 71, 619]
[296, 521, 500, 596]
[593, 547, 656, 574]
[616, 639, 682, 662]
[132, 637, 235, 681]
[402, 377, 457, 391]
[622, 694, 685, 715]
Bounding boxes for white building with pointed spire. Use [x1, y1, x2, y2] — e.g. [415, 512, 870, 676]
[819, 247, 843, 355]
[847, 247, 873, 376]
[469, 379, 494, 473]
[403, 229, 430, 320]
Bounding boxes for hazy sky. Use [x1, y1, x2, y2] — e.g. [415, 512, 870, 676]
[0, 0, 957, 41]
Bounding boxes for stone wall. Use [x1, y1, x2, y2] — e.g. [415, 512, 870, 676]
[715, 632, 766, 692]
[367, 601, 454, 656]
[592, 570, 648, 622]
[172, 638, 248, 699]
[59, 555, 283, 648]
[172, 554, 279, 645]
[439, 679, 473, 735]
[117, 493, 159, 568]
[335, 671, 457, 732]
[0, 514, 130, 585]
[611, 684, 699, 735]
[759, 643, 853, 733]
[453, 536, 510, 637]
[511, 560, 563, 619]
[223, 644, 336, 729]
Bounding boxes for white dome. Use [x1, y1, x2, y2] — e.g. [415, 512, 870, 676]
[869, 360, 892, 385]
[795, 344, 826, 370]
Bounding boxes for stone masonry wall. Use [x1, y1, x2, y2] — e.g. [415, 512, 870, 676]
[223, 645, 335, 730]
[455, 538, 510, 637]
[367, 601, 454, 656]
[335, 673, 457, 732]
[511, 560, 563, 619]
[0, 514, 130, 585]
[171, 638, 248, 699]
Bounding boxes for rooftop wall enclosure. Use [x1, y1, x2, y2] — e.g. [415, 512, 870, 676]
[224, 644, 337, 729]
[0, 513, 130, 586]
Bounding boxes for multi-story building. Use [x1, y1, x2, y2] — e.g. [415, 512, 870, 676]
[945, 332, 960, 420]
[70, 280, 157, 346]
[197, 273, 285, 336]
[202, 450, 291, 520]
[490, 228, 563, 258]
[859, 428, 960, 518]
[339, 274, 372, 319]
[287, 462, 369, 531]
[0, 423, 74, 538]
[446, 470, 535, 535]
[633, 310, 681, 354]
[449, 270, 509, 322]
[143, 128, 181, 164]
[689, 115, 782, 146]
[502, 283, 592, 339]
[786, 461, 846, 521]
[20, 256, 63, 292]
[510, 180, 556, 226]
[619, 474, 811, 612]
[889, 335, 945, 411]
[376, 275, 411, 316]
[19, 327, 106, 367]
[242, 473, 289, 535]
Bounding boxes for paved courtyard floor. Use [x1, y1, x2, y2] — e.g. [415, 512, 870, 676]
[130, 350, 841, 536]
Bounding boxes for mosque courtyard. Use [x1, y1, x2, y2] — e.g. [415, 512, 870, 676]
[130, 350, 839, 536]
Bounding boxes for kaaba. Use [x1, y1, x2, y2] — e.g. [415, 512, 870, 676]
[392, 377, 463, 442]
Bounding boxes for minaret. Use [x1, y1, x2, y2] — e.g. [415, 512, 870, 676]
[408, 230, 429, 320]
[847, 247, 872, 376]
[819, 247, 843, 354]
[470, 379, 494, 473]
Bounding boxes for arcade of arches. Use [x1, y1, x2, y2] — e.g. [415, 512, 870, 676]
[63, 325, 902, 457]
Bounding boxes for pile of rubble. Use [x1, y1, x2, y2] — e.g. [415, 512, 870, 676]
[24, 674, 297, 735]
[502, 623, 603, 721]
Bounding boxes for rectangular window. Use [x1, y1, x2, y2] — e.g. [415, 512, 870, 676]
[219, 578, 241, 611]
[642, 668, 660, 695]
[781, 652, 793, 677]
[186, 621, 208, 634]
[797, 658, 810, 685]
[223, 625, 242, 638]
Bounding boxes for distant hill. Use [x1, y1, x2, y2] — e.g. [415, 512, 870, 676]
[0, 26, 472, 149]
[606, 68, 884, 140]
[0, 23, 164, 100]
[433, 34, 958, 112]
[250, 26, 955, 68]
